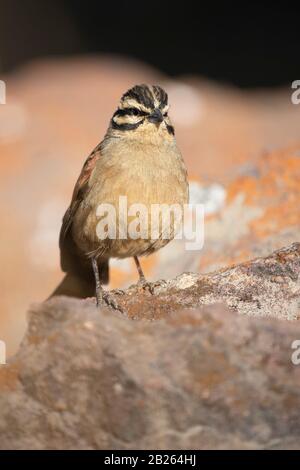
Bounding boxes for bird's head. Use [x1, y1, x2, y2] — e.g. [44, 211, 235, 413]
[110, 84, 174, 139]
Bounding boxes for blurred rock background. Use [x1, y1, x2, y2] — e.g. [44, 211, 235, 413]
[0, 1, 300, 355]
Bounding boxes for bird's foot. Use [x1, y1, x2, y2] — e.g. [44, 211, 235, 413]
[104, 291, 123, 312]
[137, 278, 168, 295]
[95, 290, 124, 314]
[112, 288, 125, 296]
[137, 277, 156, 295]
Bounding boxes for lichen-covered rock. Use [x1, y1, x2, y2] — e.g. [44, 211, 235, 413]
[0, 243, 300, 450]
[198, 146, 300, 274]
[116, 243, 300, 321]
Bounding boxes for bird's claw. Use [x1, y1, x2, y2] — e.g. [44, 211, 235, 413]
[95, 291, 124, 314]
[137, 278, 156, 294]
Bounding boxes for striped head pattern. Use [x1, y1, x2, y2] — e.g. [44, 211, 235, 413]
[111, 84, 174, 135]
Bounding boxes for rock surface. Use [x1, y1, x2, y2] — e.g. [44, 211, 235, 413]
[0, 243, 300, 449]
[116, 243, 300, 321]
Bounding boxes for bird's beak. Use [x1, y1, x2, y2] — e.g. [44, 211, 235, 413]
[148, 108, 164, 124]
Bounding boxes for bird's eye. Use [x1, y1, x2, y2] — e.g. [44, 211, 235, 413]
[129, 108, 140, 116]
[163, 112, 168, 117]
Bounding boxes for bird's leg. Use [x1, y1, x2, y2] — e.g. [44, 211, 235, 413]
[134, 256, 146, 283]
[92, 257, 124, 312]
[92, 257, 103, 307]
[134, 256, 155, 294]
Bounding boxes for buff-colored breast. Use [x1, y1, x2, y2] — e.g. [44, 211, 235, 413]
[72, 132, 189, 259]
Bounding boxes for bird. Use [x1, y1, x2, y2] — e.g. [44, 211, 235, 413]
[52, 84, 189, 309]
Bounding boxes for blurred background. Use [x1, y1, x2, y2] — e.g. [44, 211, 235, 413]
[1, 1, 300, 355]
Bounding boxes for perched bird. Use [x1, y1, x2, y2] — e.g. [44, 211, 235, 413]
[53, 84, 188, 308]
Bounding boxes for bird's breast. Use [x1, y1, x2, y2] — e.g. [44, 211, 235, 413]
[89, 140, 188, 209]
[72, 138, 189, 256]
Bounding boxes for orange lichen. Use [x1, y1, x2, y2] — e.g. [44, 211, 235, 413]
[227, 145, 300, 239]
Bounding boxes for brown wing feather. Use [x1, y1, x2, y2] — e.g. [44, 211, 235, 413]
[59, 145, 101, 272]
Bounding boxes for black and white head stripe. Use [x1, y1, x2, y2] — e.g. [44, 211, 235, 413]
[121, 84, 168, 110]
[111, 84, 174, 134]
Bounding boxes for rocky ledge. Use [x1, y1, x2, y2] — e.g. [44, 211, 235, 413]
[0, 243, 300, 449]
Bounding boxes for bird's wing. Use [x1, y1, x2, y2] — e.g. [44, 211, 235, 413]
[59, 144, 101, 271]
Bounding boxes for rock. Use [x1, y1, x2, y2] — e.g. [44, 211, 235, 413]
[0, 243, 300, 449]
[199, 145, 300, 274]
[116, 243, 300, 321]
